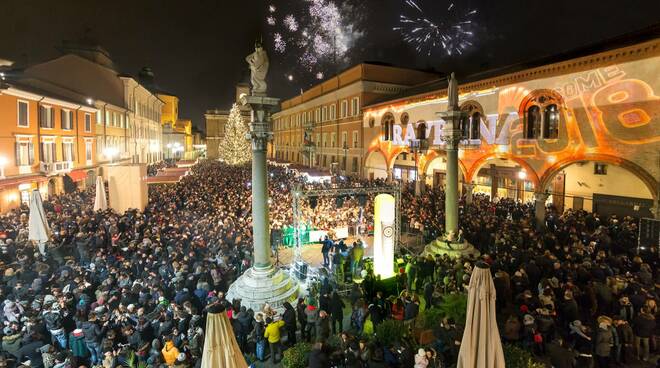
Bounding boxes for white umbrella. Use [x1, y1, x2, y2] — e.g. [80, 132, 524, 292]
[457, 262, 506, 368]
[28, 189, 50, 256]
[93, 175, 107, 211]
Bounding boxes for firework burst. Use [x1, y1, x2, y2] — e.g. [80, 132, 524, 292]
[394, 0, 477, 57]
[265, 0, 363, 81]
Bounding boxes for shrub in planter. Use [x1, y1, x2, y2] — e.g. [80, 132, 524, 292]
[281, 342, 312, 368]
[503, 344, 545, 368]
[374, 319, 405, 347]
[438, 293, 468, 325]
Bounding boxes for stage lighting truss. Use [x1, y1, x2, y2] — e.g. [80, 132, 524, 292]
[290, 184, 402, 268]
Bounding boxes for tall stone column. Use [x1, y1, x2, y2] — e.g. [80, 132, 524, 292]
[534, 191, 550, 229]
[250, 117, 271, 269]
[226, 94, 299, 311]
[443, 135, 461, 235]
[423, 73, 479, 259]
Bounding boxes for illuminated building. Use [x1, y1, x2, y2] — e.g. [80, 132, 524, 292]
[0, 78, 98, 213]
[272, 63, 438, 175]
[275, 31, 660, 218]
[205, 83, 252, 159]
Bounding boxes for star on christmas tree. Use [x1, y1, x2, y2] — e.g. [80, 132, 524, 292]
[219, 103, 252, 165]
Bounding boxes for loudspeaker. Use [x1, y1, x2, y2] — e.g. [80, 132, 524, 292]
[295, 261, 308, 280]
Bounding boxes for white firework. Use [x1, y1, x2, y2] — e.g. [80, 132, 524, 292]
[274, 33, 286, 52]
[269, 4, 276, 12]
[284, 15, 299, 32]
[267, 16, 276, 26]
[394, 0, 477, 56]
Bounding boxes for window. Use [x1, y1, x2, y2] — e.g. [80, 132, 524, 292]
[594, 163, 607, 175]
[416, 121, 427, 140]
[41, 141, 56, 163]
[351, 97, 359, 116]
[352, 157, 359, 173]
[322, 106, 327, 122]
[315, 108, 320, 124]
[522, 92, 563, 140]
[341, 132, 348, 148]
[84, 113, 92, 132]
[17, 101, 29, 127]
[323, 133, 327, 147]
[85, 141, 93, 162]
[15, 140, 34, 166]
[119, 114, 124, 128]
[61, 110, 73, 130]
[543, 104, 559, 139]
[62, 141, 75, 162]
[525, 105, 541, 139]
[330, 132, 336, 147]
[340, 100, 348, 118]
[96, 110, 102, 124]
[330, 104, 336, 120]
[470, 112, 481, 139]
[352, 130, 358, 148]
[316, 133, 321, 146]
[382, 113, 395, 141]
[39, 106, 54, 128]
[105, 110, 111, 125]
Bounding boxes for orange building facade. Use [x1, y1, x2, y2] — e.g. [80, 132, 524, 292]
[362, 37, 659, 218]
[0, 84, 97, 212]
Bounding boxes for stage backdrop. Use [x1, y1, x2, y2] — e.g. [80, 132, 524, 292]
[106, 164, 148, 213]
[373, 193, 395, 278]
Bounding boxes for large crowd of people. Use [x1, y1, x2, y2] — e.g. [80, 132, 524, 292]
[0, 160, 657, 368]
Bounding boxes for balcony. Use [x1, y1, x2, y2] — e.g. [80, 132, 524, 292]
[40, 161, 73, 175]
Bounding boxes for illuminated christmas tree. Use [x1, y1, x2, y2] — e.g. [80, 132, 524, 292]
[219, 103, 252, 165]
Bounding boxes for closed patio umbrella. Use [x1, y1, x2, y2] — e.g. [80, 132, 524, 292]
[93, 175, 107, 211]
[201, 310, 248, 368]
[28, 189, 50, 256]
[457, 262, 506, 368]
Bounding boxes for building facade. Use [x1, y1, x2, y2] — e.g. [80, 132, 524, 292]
[0, 82, 97, 212]
[272, 63, 438, 176]
[205, 83, 251, 159]
[359, 37, 659, 218]
[274, 37, 659, 219]
[158, 93, 194, 159]
[23, 44, 164, 165]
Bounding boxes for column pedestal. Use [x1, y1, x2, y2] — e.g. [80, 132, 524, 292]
[226, 94, 299, 311]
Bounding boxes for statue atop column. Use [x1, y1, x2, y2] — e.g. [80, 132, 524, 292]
[447, 72, 459, 111]
[245, 39, 269, 95]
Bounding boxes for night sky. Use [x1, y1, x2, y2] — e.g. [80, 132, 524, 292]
[0, 0, 658, 131]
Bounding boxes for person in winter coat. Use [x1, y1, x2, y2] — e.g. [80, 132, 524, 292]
[282, 302, 297, 346]
[161, 337, 180, 366]
[594, 321, 613, 367]
[305, 304, 319, 342]
[68, 328, 89, 363]
[81, 313, 106, 365]
[317, 310, 331, 340]
[632, 306, 655, 362]
[296, 298, 307, 341]
[329, 291, 345, 334]
[614, 316, 633, 365]
[253, 313, 267, 361]
[264, 317, 285, 364]
[546, 337, 576, 368]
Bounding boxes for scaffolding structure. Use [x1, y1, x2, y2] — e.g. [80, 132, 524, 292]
[290, 183, 402, 265]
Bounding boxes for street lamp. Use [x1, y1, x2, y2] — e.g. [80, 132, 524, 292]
[0, 156, 7, 179]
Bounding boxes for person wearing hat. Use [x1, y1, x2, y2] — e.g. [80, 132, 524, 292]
[595, 319, 613, 367]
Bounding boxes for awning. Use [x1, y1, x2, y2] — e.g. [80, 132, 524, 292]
[67, 169, 89, 182]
